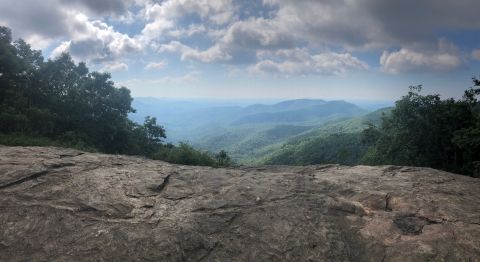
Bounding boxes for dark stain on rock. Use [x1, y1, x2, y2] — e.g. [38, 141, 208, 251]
[393, 214, 439, 235]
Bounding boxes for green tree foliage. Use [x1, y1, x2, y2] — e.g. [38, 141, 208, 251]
[215, 150, 233, 167]
[153, 143, 233, 167]
[0, 25, 143, 154]
[363, 83, 480, 176]
[261, 108, 390, 166]
[0, 25, 232, 167]
[265, 133, 369, 166]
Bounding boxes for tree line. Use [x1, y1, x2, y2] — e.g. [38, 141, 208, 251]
[362, 83, 480, 177]
[0, 26, 232, 167]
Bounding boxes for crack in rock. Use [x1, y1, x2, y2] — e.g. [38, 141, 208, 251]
[58, 152, 84, 159]
[154, 174, 171, 193]
[385, 193, 393, 212]
[0, 170, 49, 190]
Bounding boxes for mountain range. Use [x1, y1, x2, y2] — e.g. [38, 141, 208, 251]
[130, 98, 389, 164]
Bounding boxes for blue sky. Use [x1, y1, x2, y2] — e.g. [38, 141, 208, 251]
[1, 0, 479, 100]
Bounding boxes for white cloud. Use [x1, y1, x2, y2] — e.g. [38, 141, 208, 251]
[3, 0, 480, 76]
[472, 49, 480, 61]
[111, 10, 136, 25]
[139, 0, 235, 43]
[145, 60, 168, 70]
[26, 34, 56, 50]
[222, 18, 294, 50]
[249, 48, 368, 76]
[120, 71, 200, 86]
[51, 13, 142, 64]
[380, 39, 463, 74]
[101, 62, 129, 72]
[142, 0, 235, 24]
[260, 0, 379, 49]
[139, 17, 174, 43]
[380, 38, 463, 74]
[167, 24, 206, 38]
[380, 50, 462, 74]
[261, 0, 480, 50]
[159, 41, 231, 63]
[51, 41, 71, 58]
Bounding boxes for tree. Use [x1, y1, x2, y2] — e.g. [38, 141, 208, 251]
[451, 78, 480, 176]
[142, 116, 166, 144]
[130, 117, 166, 156]
[215, 150, 232, 167]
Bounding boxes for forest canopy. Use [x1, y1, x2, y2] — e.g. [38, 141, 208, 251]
[363, 83, 480, 177]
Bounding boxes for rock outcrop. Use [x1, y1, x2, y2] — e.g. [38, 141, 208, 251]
[0, 146, 479, 261]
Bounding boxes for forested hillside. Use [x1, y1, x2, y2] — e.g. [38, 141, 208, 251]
[264, 108, 391, 165]
[131, 98, 368, 163]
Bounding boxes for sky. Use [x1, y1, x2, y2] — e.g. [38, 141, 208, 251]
[1, 0, 480, 100]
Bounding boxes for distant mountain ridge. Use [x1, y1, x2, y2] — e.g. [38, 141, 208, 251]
[232, 100, 365, 125]
[263, 107, 392, 165]
[130, 97, 375, 163]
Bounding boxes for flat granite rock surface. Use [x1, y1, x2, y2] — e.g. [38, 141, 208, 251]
[0, 146, 479, 261]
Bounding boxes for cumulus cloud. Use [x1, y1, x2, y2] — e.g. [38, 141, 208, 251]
[249, 48, 368, 76]
[101, 62, 129, 72]
[143, 0, 479, 74]
[2, 0, 480, 76]
[222, 18, 294, 50]
[145, 60, 168, 70]
[159, 41, 231, 63]
[0, 0, 137, 40]
[380, 50, 462, 74]
[0, 0, 69, 48]
[0, 0, 142, 63]
[263, 0, 480, 50]
[379, 39, 463, 74]
[142, 0, 235, 24]
[260, 0, 378, 49]
[51, 13, 141, 63]
[139, 17, 174, 44]
[139, 0, 235, 42]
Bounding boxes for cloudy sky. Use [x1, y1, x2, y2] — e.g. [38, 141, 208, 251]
[1, 0, 480, 100]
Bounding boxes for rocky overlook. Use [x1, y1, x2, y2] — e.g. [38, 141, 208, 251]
[0, 146, 479, 261]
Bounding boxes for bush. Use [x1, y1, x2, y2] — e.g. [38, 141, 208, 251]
[153, 143, 233, 167]
[0, 133, 97, 152]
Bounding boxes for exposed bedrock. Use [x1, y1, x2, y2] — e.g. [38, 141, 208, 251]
[0, 146, 479, 261]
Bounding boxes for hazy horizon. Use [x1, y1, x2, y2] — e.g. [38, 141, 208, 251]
[132, 96, 395, 110]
